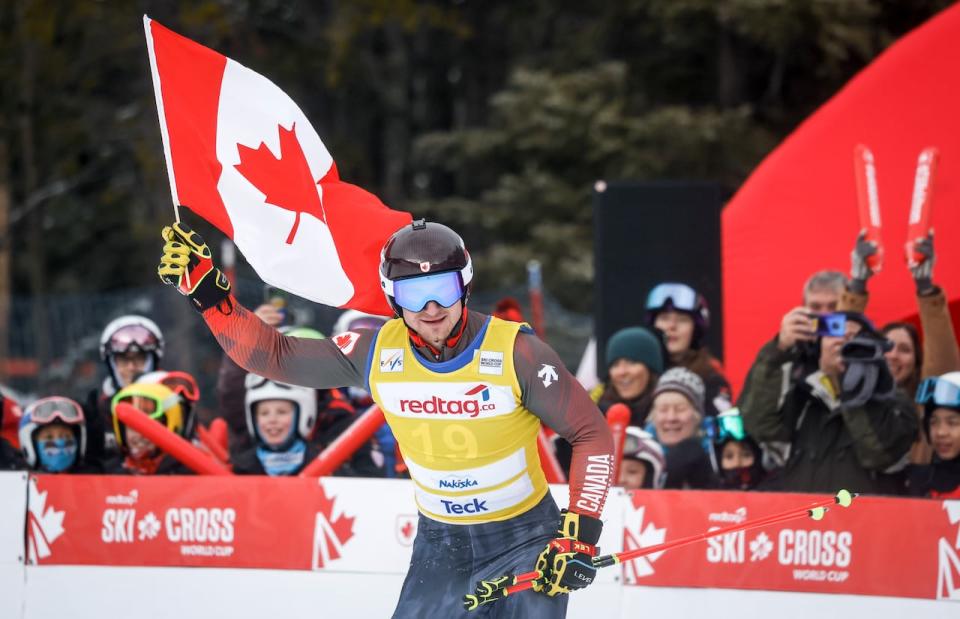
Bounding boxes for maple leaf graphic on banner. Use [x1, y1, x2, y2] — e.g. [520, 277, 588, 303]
[27, 479, 66, 562]
[235, 122, 326, 245]
[312, 482, 356, 570]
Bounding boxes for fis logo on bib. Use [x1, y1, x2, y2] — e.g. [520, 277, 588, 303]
[439, 476, 479, 490]
[380, 349, 403, 373]
[398, 384, 495, 417]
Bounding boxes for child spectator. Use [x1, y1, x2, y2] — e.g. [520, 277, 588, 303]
[107, 382, 190, 475]
[649, 368, 718, 489]
[711, 409, 765, 490]
[618, 427, 666, 490]
[232, 373, 320, 476]
[85, 315, 165, 462]
[908, 372, 960, 498]
[645, 283, 732, 416]
[19, 397, 99, 473]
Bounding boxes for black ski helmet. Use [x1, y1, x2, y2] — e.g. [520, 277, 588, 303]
[379, 219, 473, 315]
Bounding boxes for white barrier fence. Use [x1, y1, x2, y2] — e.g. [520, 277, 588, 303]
[3, 472, 957, 618]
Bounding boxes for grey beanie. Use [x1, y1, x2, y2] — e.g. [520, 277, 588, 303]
[652, 367, 705, 417]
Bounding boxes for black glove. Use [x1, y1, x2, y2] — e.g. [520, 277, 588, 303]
[849, 230, 878, 294]
[158, 222, 233, 312]
[840, 334, 895, 407]
[532, 509, 602, 597]
[909, 233, 935, 295]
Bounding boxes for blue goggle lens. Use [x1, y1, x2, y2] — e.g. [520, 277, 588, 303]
[646, 283, 697, 312]
[393, 272, 464, 312]
[916, 377, 960, 407]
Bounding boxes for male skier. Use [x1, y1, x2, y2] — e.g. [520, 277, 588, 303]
[158, 218, 614, 617]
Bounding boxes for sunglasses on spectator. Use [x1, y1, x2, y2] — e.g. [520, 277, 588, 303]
[393, 271, 464, 313]
[645, 283, 697, 312]
[916, 377, 960, 408]
[705, 409, 747, 443]
[25, 397, 85, 426]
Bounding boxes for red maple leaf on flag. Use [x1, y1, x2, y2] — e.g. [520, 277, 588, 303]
[401, 520, 414, 540]
[234, 122, 324, 244]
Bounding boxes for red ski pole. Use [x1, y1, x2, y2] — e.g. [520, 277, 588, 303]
[906, 147, 939, 267]
[464, 490, 857, 611]
[853, 144, 884, 272]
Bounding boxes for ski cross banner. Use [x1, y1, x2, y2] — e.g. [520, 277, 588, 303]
[23, 475, 960, 601]
[143, 16, 411, 315]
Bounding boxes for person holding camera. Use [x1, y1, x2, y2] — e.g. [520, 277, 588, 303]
[841, 231, 960, 466]
[737, 312, 918, 494]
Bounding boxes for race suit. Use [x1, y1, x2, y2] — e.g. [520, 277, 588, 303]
[203, 300, 614, 617]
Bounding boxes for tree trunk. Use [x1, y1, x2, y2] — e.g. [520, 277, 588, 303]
[381, 20, 409, 206]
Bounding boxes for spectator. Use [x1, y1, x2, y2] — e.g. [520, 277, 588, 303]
[881, 322, 922, 399]
[593, 327, 664, 425]
[232, 373, 320, 476]
[908, 372, 960, 498]
[556, 326, 663, 475]
[738, 270, 847, 470]
[618, 427, 666, 490]
[137, 370, 201, 442]
[649, 368, 718, 489]
[106, 382, 191, 475]
[84, 315, 165, 462]
[18, 397, 100, 473]
[711, 410, 765, 491]
[739, 313, 918, 494]
[645, 283, 732, 416]
[843, 232, 960, 466]
[0, 389, 23, 470]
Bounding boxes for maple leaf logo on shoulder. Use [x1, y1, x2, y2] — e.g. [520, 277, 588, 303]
[234, 122, 327, 245]
[26, 478, 66, 563]
[333, 331, 360, 356]
[312, 481, 356, 569]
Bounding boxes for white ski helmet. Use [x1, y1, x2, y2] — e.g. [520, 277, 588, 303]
[99, 315, 164, 387]
[244, 373, 317, 448]
[19, 397, 87, 469]
[623, 426, 666, 489]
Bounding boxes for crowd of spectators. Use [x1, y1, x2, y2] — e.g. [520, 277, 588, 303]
[0, 233, 957, 500]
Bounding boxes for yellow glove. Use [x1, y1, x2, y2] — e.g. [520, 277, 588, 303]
[532, 509, 602, 597]
[158, 222, 232, 312]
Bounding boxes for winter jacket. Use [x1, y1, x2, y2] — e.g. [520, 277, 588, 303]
[841, 286, 960, 464]
[907, 456, 960, 499]
[0, 437, 23, 470]
[738, 338, 918, 494]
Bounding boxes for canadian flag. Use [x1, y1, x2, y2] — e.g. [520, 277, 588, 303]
[143, 16, 411, 314]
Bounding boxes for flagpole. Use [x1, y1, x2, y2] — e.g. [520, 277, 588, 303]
[144, 15, 190, 287]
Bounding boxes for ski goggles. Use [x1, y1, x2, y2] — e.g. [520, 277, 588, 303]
[716, 411, 746, 442]
[916, 376, 960, 408]
[157, 371, 200, 403]
[111, 392, 179, 418]
[25, 397, 85, 426]
[244, 373, 297, 391]
[392, 271, 464, 312]
[646, 283, 698, 312]
[106, 325, 160, 355]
